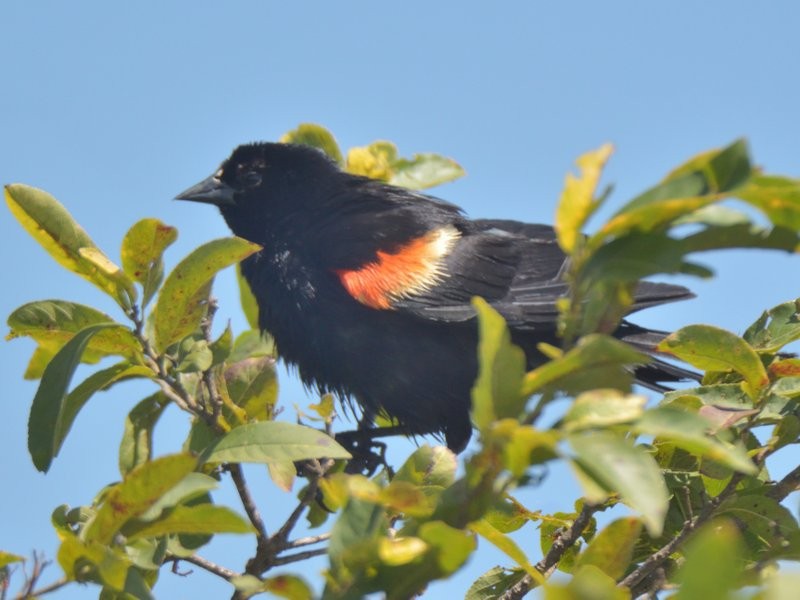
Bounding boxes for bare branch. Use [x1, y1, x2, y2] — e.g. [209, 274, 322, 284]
[228, 463, 269, 542]
[270, 548, 328, 567]
[286, 533, 331, 549]
[499, 503, 600, 600]
[166, 555, 239, 582]
[766, 464, 800, 502]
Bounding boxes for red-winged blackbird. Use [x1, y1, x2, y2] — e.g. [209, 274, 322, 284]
[177, 143, 695, 453]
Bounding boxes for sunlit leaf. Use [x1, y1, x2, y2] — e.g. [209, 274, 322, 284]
[7, 300, 140, 379]
[562, 389, 646, 432]
[121, 218, 177, 307]
[124, 504, 252, 540]
[471, 298, 526, 429]
[743, 299, 800, 353]
[569, 431, 668, 535]
[223, 356, 278, 422]
[575, 518, 641, 580]
[466, 566, 527, 600]
[389, 153, 466, 190]
[0, 551, 24, 567]
[202, 421, 350, 464]
[83, 454, 198, 544]
[555, 144, 613, 254]
[5, 184, 136, 307]
[674, 519, 744, 600]
[470, 520, 543, 584]
[346, 141, 397, 181]
[393, 445, 457, 489]
[153, 237, 260, 351]
[236, 264, 259, 329]
[280, 123, 343, 164]
[658, 325, 769, 398]
[737, 174, 800, 231]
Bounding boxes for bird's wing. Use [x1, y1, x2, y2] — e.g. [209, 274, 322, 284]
[335, 217, 692, 327]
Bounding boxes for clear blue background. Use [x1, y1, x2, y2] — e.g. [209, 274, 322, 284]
[1, 2, 798, 598]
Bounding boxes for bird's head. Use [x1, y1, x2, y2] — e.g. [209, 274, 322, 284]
[176, 142, 340, 242]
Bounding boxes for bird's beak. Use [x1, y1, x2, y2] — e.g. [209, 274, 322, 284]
[175, 174, 236, 207]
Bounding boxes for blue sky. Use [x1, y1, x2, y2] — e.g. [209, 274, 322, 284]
[2, 2, 798, 598]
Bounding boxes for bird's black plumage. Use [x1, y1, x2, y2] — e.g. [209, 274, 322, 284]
[177, 142, 696, 452]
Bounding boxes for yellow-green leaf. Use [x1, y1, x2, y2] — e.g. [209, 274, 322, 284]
[280, 123, 343, 164]
[555, 144, 613, 254]
[5, 184, 136, 307]
[153, 237, 261, 351]
[121, 218, 178, 307]
[658, 324, 769, 398]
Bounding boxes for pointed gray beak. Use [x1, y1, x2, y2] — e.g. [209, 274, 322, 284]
[176, 174, 236, 207]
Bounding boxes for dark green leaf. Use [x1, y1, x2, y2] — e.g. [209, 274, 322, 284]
[28, 323, 129, 472]
[119, 393, 170, 475]
[202, 421, 350, 464]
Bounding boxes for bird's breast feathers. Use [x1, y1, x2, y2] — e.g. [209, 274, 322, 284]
[334, 225, 461, 309]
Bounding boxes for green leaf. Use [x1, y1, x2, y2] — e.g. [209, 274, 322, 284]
[718, 495, 798, 559]
[120, 218, 177, 307]
[124, 504, 252, 540]
[418, 520, 476, 573]
[83, 454, 198, 544]
[389, 153, 466, 190]
[546, 565, 628, 600]
[562, 389, 646, 432]
[236, 263, 259, 329]
[54, 361, 152, 464]
[575, 518, 641, 580]
[28, 323, 130, 472]
[280, 123, 343, 164]
[393, 445, 457, 489]
[5, 184, 136, 307]
[119, 393, 170, 475]
[743, 299, 800, 353]
[554, 144, 613, 254]
[658, 325, 769, 398]
[153, 237, 260, 351]
[568, 431, 668, 535]
[202, 421, 350, 464]
[346, 141, 398, 181]
[471, 298, 526, 429]
[674, 519, 744, 600]
[0, 551, 24, 568]
[137, 473, 219, 521]
[737, 174, 800, 230]
[633, 407, 756, 473]
[7, 300, 140, 379]
[502, 425, 559, 477]
[223, 356, 278, 422]
[466, 567, 527, 600]
[231, 574, 314, 600]
[57, 533, 132, 589]
[522, 334, 646, 397]
[175, 337, 213, 373]
[470, 520, 542, 584]
[267, 459, 297, 492]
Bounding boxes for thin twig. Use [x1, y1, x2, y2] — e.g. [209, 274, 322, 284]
[619, 472, 744, 592]
[286, 533, 331, 549]
[270, 548, 328, 566]
[766, 464, 800, 502]
[499, 503, 600, 600]
[165, 555, 239, 581]
[228, 464, 269, 542]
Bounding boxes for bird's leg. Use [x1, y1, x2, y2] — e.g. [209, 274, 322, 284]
[335, 418, 405, 477]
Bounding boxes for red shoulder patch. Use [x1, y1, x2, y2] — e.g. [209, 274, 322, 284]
[335, 226, 460, 310]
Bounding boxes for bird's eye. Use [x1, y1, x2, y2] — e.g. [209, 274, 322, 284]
[242, 171, 262, 188]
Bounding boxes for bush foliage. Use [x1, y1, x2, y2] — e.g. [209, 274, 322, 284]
[3, 124, 800, 599]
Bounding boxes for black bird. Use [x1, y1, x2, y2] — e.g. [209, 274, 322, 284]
[177, 143, 695, 453]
